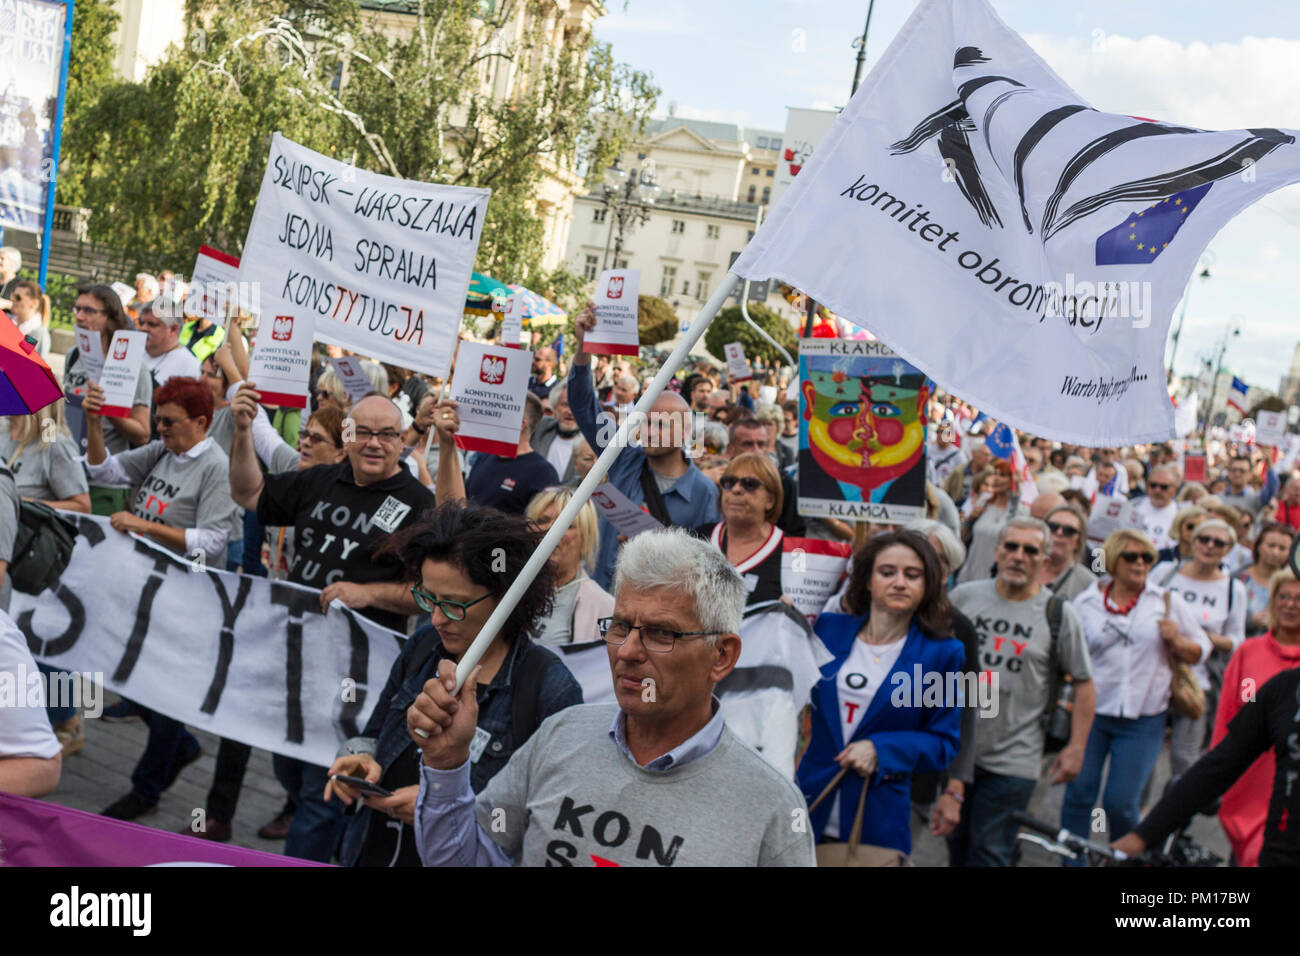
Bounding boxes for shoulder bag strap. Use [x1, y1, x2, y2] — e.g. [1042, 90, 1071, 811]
[638, 459, 673, 526]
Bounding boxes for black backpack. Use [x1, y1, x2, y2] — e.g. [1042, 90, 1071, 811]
[10, 499, 78, 595]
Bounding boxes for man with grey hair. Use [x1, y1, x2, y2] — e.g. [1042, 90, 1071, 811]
[0, 246, 21, 309]
[530, 381, 580, 481]
[946, 516, 1095, 867]
[1131, 463, 1181, 552]
[140, 300, 201, 387]
[409, 527, 815, 866]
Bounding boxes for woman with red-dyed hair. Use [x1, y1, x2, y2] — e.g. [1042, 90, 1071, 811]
[82, 375, 241, 822]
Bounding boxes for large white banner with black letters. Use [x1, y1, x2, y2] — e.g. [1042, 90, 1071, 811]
[239, 133, 491, 380]
[734, 0, 1300, 446]
[11, 515, 404, 767]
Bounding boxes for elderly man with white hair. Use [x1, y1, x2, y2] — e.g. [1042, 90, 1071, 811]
[409, 528, 815, 867]
[139, 299, 201, 387]
[1131, 463, 1182, 552]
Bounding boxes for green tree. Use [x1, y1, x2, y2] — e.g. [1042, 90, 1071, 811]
[63, 1, 657, 281]
[703, 302, 798, 367]
[58, 0, 121, 208]
[637, 294, 677, 346]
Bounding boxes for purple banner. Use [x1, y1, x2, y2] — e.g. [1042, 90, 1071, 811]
[0, 792, 330, 866]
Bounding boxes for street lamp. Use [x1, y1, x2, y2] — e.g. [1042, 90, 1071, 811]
[1167, 250, 1214, 384]
[1204, 316, 1242, 441]
[599, 157, 661, 271]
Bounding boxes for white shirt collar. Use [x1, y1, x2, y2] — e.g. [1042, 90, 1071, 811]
[175, 437, 213, 461]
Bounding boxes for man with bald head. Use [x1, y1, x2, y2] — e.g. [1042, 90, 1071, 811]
[229, 386, 434, 861]
[528, 346, 559, 399]
[1029, 491, 1065, 522]
[571, 302, 720, 589]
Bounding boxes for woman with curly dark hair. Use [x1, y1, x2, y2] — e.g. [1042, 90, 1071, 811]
[327, 501, 583, 867]
[798, 529, 965, 864]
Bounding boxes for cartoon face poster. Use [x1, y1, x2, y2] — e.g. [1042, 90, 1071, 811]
[798, 339, 929, 522]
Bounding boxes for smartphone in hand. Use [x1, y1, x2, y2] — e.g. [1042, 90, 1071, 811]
[330, 774, 393, 798]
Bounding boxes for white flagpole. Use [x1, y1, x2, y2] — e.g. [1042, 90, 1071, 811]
[450, 272, 741, 692]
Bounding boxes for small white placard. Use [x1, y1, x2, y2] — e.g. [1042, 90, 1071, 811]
[584, 269, 640, 357]
[590, 483, 663, 539]
[449, 342, 532, 458]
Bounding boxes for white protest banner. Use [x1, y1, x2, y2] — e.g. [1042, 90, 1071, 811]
[1256, 410, 1286, 448]
[11, 515, 403, 768]
[182, 245, 243, 323]
[327, 355, 375, 404]
[1173, 391, 1199, 438]
[239, 133, 490, 379]
[247, 312, 315, 409]
[1279, 434, 1300, 471]
[590, 483, 664, 540]
[501, 291, 524, 350]
[797, 338, 929, 523]
[1087, 493, 1143, 545]
[450, 341, 531, 457]
[585, 269, 640, 356]
[724, 342, 753, 382]
[780, 537, 853, 625]
[733, 0, 1300, 446]
[99, 331, 147, 419]
[73, 327, 105, 384]
[771, 107, 839, 209]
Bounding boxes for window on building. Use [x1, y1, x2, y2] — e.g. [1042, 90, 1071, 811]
[770, 138, 782, 151]
[593, 207, 607, 223]
[751, 167, 760, 175]
[765, 168, 774, 177]
[583, 255, 598, 282]
[696, 272, 711, 302]
[706, 224, 720, 240]
[615, 257, 629, 270]
[762, 186, 771, 204]
[747, 230, 755, 242]
[747, 185, 756, 202]
[671, 219, 685, 234]
[757, 136, 769, 149]
[660, 266, 677, 297]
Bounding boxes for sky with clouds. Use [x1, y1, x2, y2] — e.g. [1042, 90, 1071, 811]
[596, 1, 1300, 395]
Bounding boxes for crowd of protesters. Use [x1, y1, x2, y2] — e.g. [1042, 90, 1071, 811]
[1, 274, 1298, 867]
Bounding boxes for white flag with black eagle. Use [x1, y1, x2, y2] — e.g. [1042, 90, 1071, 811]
[734, 0, 1300, 446]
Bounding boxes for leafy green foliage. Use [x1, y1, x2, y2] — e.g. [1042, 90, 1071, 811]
[637, 294, 677, 346]
[58, 0, 122, 208]
[62, 1, 657, 286]
[703, 302, 799, 367]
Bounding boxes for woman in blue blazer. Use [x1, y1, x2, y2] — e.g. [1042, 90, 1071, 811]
[799, 529, 965, 856]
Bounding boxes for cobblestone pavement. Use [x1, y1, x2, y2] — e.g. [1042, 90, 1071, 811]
[47, 702, 1230, 866]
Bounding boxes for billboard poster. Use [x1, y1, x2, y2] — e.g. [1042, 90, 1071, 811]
[0, 0, 68, 232]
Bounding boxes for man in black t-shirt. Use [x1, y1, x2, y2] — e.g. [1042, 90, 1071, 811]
[464, 392, 558, 514]
[229, 389, 434, 861]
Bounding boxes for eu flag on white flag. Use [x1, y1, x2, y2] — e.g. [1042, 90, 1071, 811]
[732, 0, 1300, 446]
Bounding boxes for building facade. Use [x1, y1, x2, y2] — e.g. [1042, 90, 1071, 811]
[564, 116, 806, 343]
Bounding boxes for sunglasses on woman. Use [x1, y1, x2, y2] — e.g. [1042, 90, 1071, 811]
[1195, 534, 1231, 549]
[720, 475, 764, 493]
[1118, 551, 1155, 565]
[1046, 521, 1080, 538]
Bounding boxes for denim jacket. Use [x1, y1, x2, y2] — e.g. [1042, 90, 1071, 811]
[337, 624, 582, 866]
